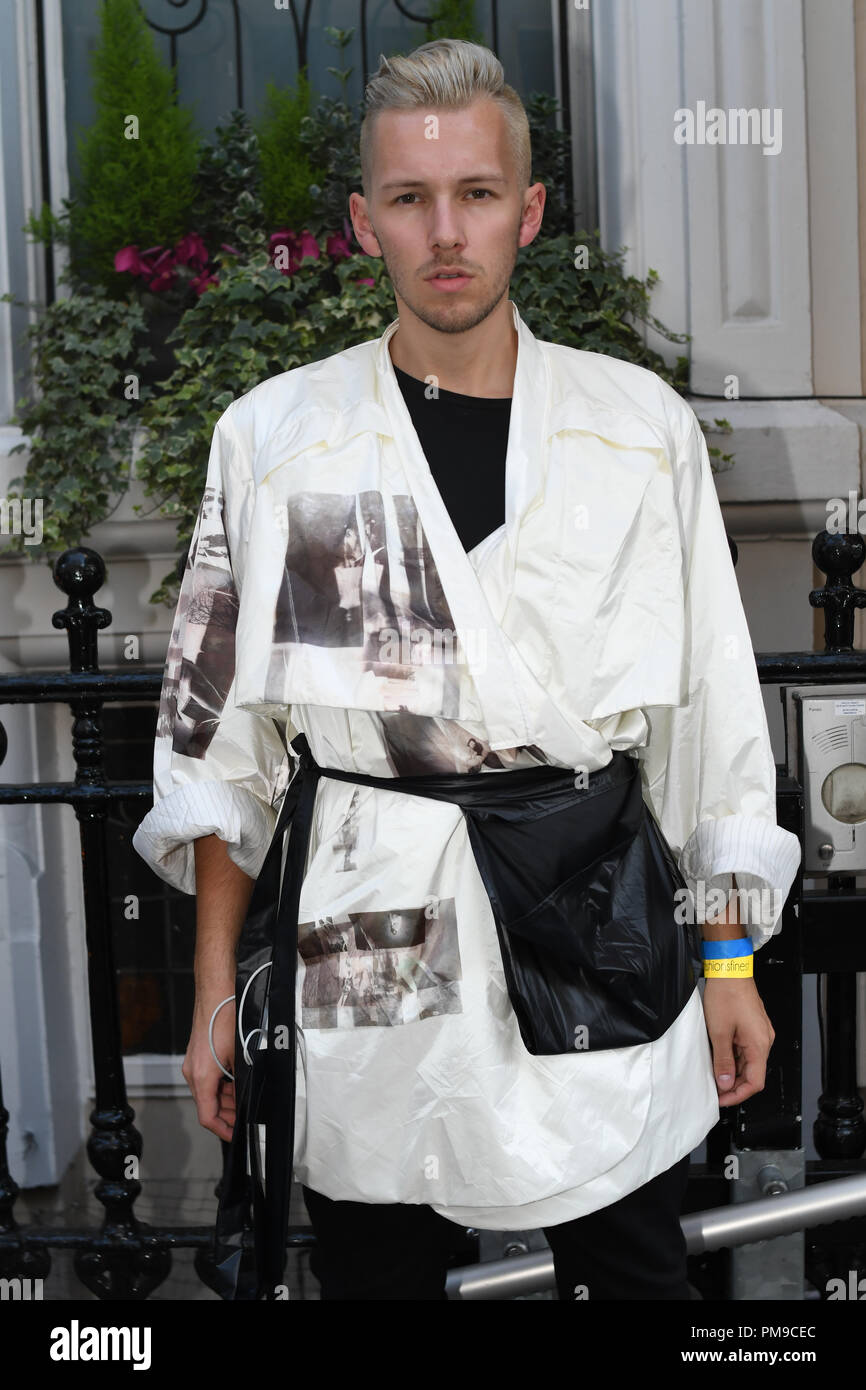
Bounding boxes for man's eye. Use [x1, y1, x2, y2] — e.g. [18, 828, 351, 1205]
[393, 189, 493, 204]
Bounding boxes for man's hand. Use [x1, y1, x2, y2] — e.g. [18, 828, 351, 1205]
[188, 832, 256, 1141]
[182, 993, 237, 1141]
[701, 977, 775, 1107]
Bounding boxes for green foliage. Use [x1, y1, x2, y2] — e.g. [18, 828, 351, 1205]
[298, 91, 365, 238]
[255, 72, 328, 233]
[1, 281, 151, 557]
[423, 0, 485, 43]
[525, 93, 573, 238]
[513, 232, 690, 376]
[293, 29, 364, 238]
[193, 110, 265, 255]
[23, 199, 73, 253]
[68, 0, 201, 287]
[320, 26, 359, 106]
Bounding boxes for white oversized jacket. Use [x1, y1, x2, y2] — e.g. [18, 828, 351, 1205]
[133, 299, 802, 1228]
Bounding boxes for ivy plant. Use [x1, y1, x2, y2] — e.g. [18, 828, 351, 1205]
[1, 282, 152, 553]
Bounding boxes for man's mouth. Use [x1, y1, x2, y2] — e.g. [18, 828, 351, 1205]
[428, 271, 473, 290]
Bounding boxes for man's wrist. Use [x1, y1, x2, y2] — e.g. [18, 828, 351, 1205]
[702, 920, 750, 941]
[701, 933, 754, 980]
[700, 873, 749, 940]
[193, 980, 237, 1019]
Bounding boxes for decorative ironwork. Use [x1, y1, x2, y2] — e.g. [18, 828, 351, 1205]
[137, 0, 502, 108]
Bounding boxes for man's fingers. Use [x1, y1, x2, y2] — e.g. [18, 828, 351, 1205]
[716, 1045, 767, 1106]
[707, 1027, 738, 1090]
[189, 1073, 234, 1140]
[718, 1076, 760, 1106]
[199, 1099, 234, 1141]
[718, 1083, 755, 1106]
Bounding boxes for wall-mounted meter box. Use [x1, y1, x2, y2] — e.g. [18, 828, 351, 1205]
[782, 683, 866, 874]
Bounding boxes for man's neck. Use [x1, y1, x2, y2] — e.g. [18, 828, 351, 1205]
[388, 300, 518, 399]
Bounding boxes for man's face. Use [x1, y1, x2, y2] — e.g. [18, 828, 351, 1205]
[350, 98, 545, 335]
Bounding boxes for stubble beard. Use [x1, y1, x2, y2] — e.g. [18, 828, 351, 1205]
[373, 223, 522, 335]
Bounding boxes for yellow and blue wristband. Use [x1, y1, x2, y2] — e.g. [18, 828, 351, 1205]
[702, 936, 754, 978]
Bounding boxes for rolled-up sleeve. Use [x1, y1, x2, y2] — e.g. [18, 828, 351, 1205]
[132, 407, 292, 895]
[635, 409, 801, 950]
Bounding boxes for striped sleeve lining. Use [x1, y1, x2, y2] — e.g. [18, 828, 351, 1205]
[131, 780, 278, 896]
[679, 814, 802, 950]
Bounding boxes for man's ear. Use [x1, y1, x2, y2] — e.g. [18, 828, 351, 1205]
[348, 191, 383, 259]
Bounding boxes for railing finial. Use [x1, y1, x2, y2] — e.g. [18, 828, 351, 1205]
[51, 547, 112, 674]
[809, 530, 866, 652]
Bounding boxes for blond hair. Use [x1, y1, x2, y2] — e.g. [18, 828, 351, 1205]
[359, 38, 531, 198]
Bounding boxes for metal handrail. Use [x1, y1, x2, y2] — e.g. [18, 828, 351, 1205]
[445, 1172, 866, 1299]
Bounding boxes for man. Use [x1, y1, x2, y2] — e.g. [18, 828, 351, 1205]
[133, 38, 801, 1301]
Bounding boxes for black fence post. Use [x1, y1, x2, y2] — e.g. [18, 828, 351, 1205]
[52, 548, 171, 1298]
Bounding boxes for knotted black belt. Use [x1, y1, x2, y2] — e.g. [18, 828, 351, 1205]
[211, 730, 700, 1301]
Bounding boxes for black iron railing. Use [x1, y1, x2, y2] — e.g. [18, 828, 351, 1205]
[136, 0, 506, 107]
[0, 530, 865, 1298]
[0, 547, 312, 1299]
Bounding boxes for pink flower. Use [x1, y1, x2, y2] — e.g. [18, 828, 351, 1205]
[219, 243, 240, 256]
[116, 234, 219, 293]
[146, 248, 175, 275]
[326, 231, 353, 261]
[191, 271, 219, 295]
[138, 245, 166, 273]
[115, 244, 145, 275]
[354, 277, 376, 287]
[173, 232, 209, 268]
[148, 268, 177, 292]
[297, 230, 320, 261]
[269, 228, 321, 275]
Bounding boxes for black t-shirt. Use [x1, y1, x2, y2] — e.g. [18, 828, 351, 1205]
[393, 363, 511, 552]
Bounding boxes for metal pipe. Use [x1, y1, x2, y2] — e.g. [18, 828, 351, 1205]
[446, 1173, 866, 1299]
[682, 1172, 866, 1252]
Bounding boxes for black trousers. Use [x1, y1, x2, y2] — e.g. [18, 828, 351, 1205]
[302, 1153, 693, 1301]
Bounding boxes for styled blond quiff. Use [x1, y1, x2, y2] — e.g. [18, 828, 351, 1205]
[359, 38, 532, 197]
